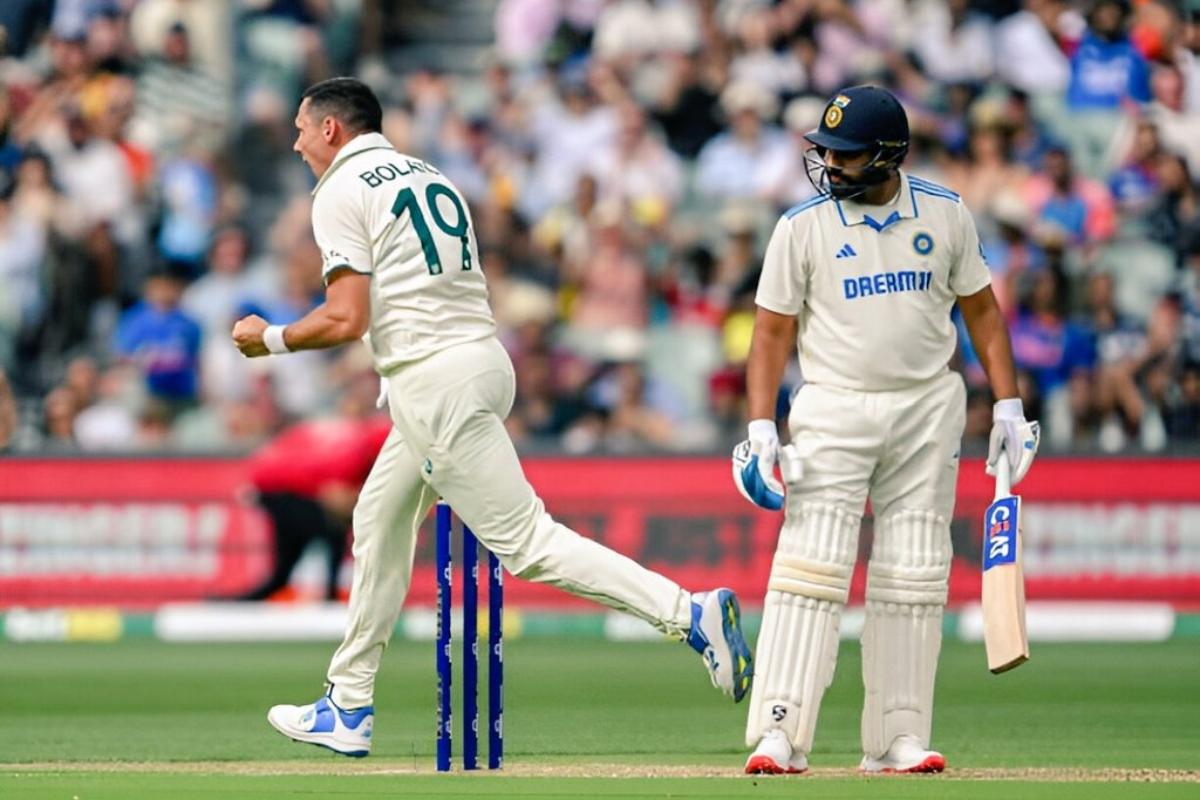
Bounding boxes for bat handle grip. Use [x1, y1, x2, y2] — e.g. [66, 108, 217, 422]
[994, 446, 1012, 500]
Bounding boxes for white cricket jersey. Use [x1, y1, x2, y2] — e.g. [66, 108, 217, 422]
[310, 133, 496, 372]
[756, 171, 991, 391]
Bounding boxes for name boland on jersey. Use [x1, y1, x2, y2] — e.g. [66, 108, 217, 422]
[755, 172, 991, 391]
[310, 133, 496, 372]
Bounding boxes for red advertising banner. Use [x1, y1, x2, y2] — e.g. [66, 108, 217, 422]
[0, 460, 272, 607]
[1, 457, 1198, 609]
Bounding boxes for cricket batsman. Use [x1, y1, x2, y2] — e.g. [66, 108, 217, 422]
[231, 78, 753, 757]
[731, 86, 1039, 774]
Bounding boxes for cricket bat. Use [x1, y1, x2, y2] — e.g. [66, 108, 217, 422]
[981, 453, 1030, 674]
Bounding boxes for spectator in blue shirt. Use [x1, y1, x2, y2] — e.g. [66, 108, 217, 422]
[1107, 119, 1163, 236]
[1066, 0, 1151, 110]
[0, 93, 23, 174]
[156, 156, 219, 274]
[1011, 269, 1096, 393]
[1010, 267, 1097, 445]
[113, 267, 202, 407]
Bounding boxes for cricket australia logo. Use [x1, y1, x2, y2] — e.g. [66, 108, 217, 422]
[323, 249, 351, 270]
[983, 497, 1018, 570]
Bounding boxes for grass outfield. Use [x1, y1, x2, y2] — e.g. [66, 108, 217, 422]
[0, 637, 1196, 798]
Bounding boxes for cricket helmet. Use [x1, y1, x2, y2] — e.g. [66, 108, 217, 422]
[803, 85, 909, 200]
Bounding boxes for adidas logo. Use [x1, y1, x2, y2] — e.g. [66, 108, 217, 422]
[835, 244, 857, 259]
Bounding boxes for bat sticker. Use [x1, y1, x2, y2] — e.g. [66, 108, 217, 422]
[983, 496, 1019, 570]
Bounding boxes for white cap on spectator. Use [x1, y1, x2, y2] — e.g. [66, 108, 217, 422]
[498, 281, 557, 328]
[720, 81, 778, 120]
[968, 96, 1009, 130]
[599, 328, 647, 363]
[718, 203, 758, 236]
[990, 190, 1031, 230]
[589, 199, 626, 230]
[783, 97, 826, 133]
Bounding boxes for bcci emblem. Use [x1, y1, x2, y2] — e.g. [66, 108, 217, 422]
[912, 232, 934, 256]
[825, 94, 851, 129]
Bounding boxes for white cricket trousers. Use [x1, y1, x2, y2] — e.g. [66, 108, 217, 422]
[326, 336, 691, 708]
[787, 370, 966, 516]
[749, 370, 966, 754]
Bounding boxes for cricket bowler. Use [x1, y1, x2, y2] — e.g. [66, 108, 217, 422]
[231, 78, 752, 757]
[731, 85, 1039, 774]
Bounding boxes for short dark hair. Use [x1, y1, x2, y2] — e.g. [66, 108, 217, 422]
[301, 77, 383, 135]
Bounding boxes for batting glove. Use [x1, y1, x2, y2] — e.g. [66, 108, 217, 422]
[986, 398, 1040, 486]
[733, 420, 800, 511]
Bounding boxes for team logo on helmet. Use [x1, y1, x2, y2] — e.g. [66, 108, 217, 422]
[913, 232, 934, 256]
[825, 94, 851, 128]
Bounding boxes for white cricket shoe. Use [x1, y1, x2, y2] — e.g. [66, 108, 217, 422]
[860, 735, 946, 774]
[744, 729, 809, 774]
[686, 588, 753, 702]
[267, 693, 374, 757]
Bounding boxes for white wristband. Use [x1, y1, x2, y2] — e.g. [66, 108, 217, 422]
[263, 324, 290, 355]
[993, 397, 1023, 421]
[747, 419, 777, 441]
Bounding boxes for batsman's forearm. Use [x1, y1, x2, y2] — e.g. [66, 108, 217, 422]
[966, 305, 1019, 401]
[746, 325, 792, 422]
[279, 304, 367, 351]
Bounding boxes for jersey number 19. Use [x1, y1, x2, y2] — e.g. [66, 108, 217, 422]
[391, 182, 473, 276]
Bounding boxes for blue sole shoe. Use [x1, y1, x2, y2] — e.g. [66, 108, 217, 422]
[687, 588, 753, 702]
[267, 694, 373, 757]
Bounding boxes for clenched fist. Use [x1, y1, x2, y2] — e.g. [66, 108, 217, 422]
[232, 314, 270, 357]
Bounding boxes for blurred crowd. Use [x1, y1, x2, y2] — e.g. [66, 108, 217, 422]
[2, 0, 1200, 456]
